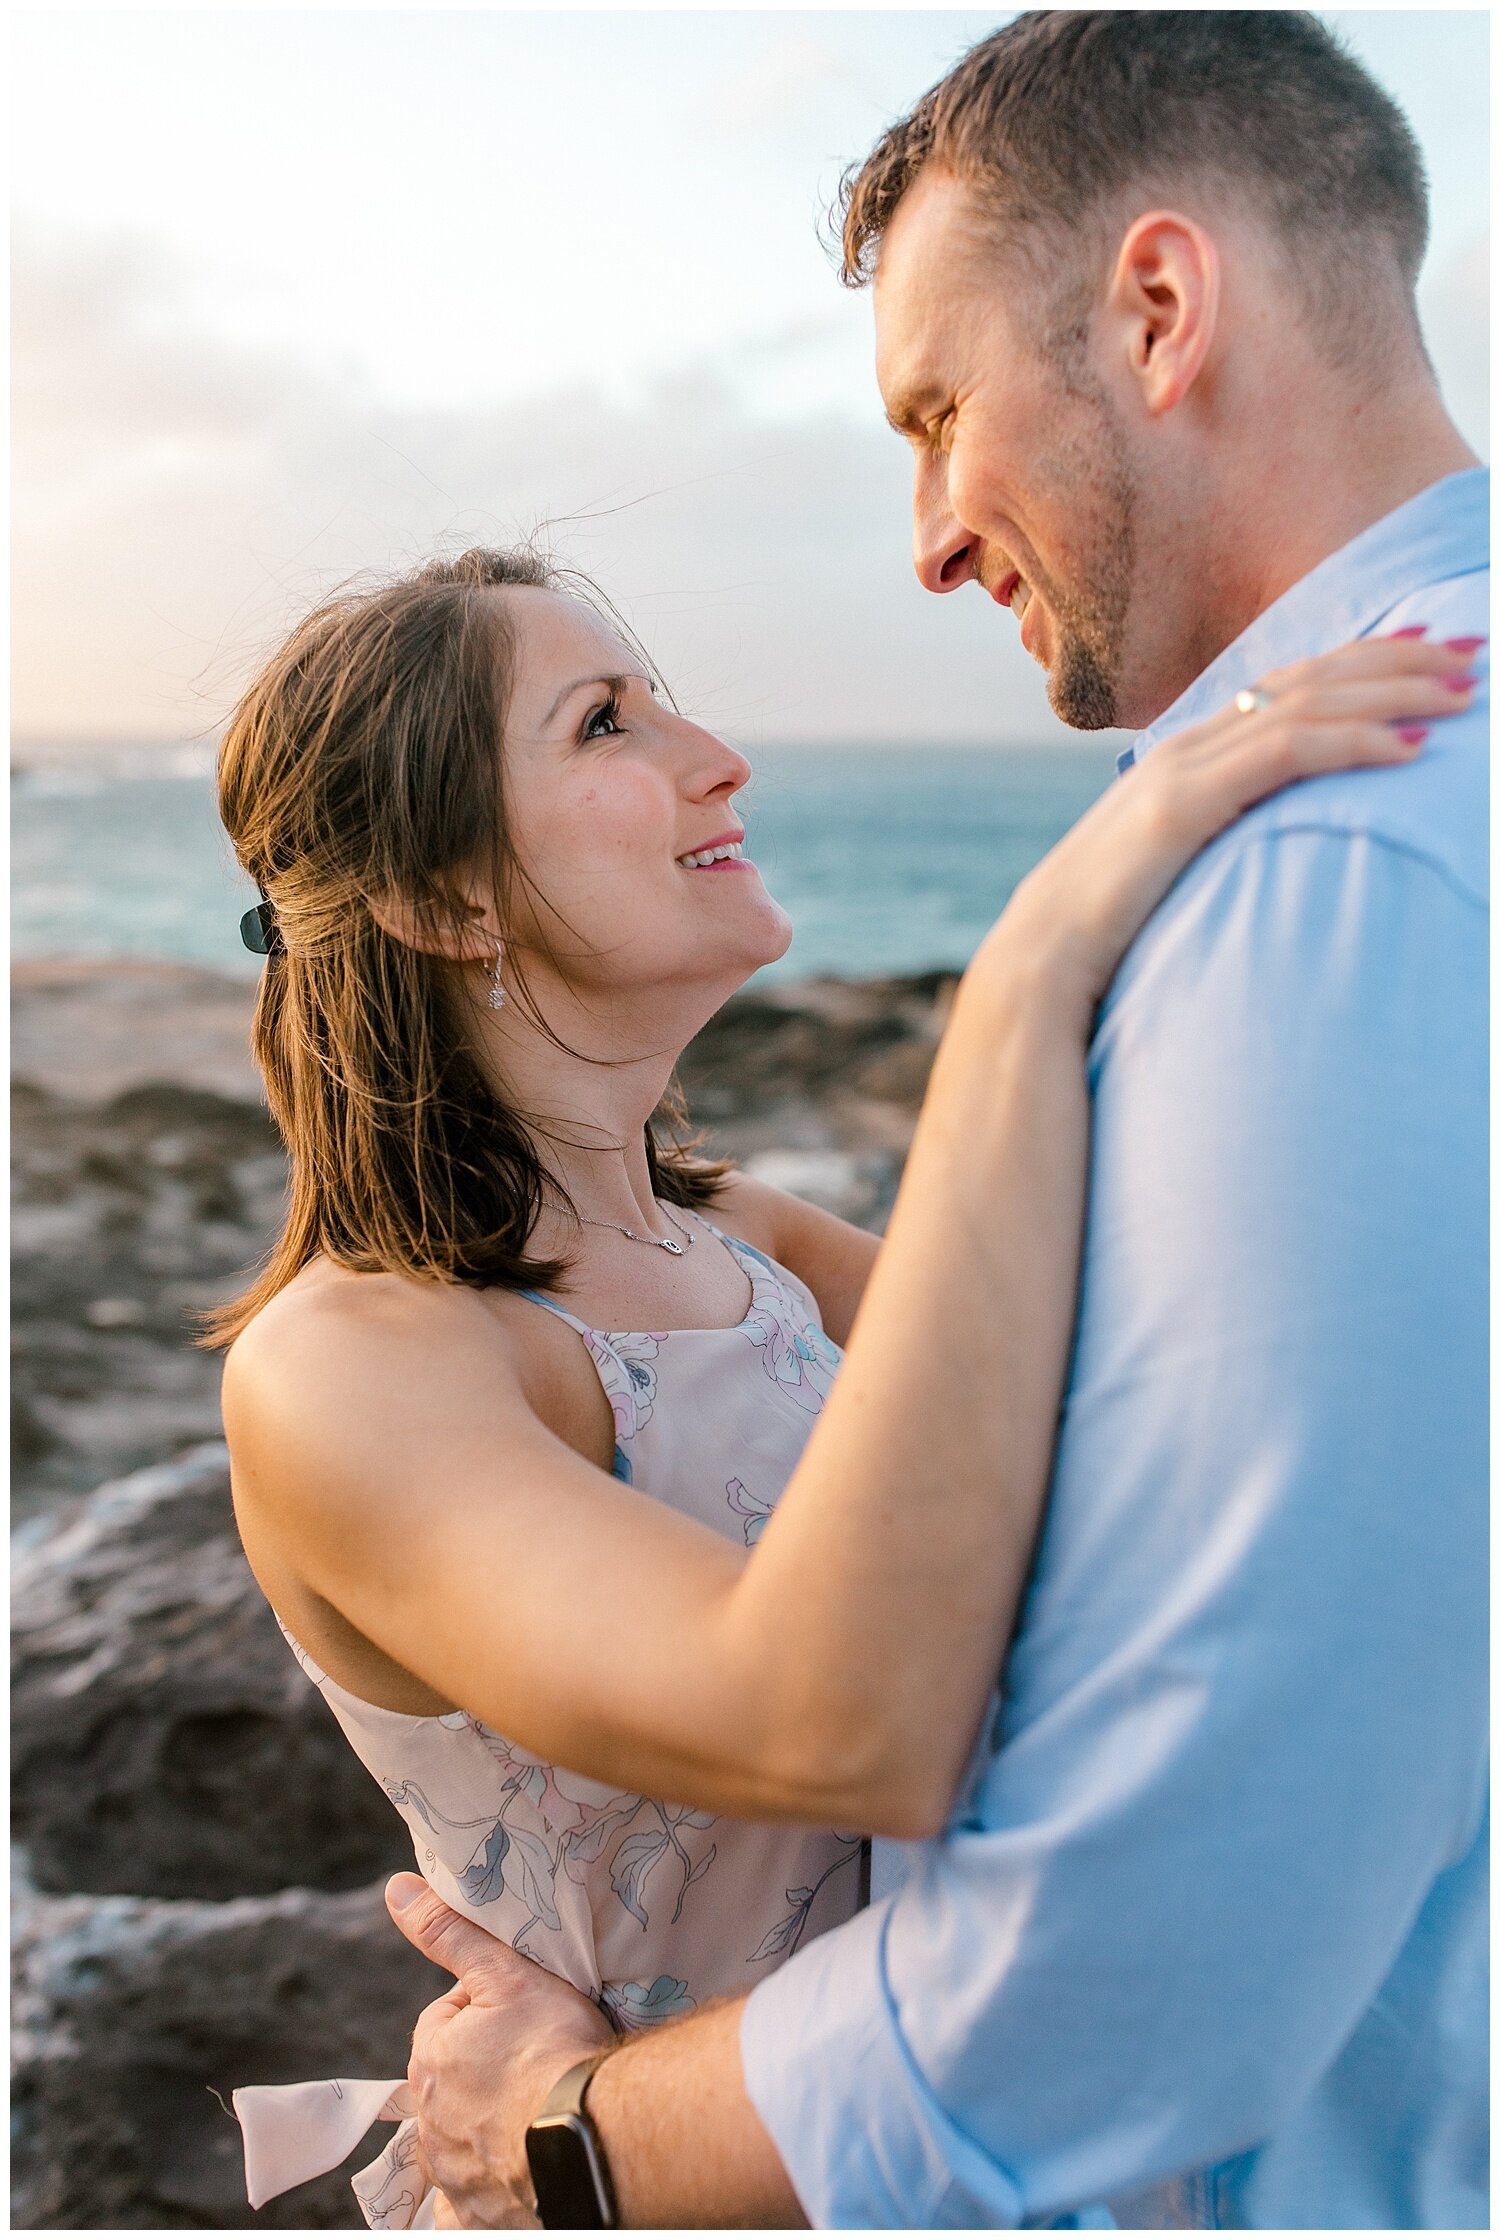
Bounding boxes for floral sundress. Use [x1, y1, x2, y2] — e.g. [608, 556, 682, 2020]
[235, 1221, 864, 2227]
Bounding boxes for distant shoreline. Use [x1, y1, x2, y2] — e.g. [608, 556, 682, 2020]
[10, 954, 957, 1104]
[13, 957, 263, 1101]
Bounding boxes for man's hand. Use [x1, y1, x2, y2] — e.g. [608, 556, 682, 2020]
[387, 1873, 614, 2230]
[388, 1873, 805, 2228]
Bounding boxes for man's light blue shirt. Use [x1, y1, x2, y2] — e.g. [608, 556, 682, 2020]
[741, 469, 1489, 2229]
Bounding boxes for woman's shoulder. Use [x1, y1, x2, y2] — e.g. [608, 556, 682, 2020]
[222, 1259, 593, 1474]
[227, 1258, 480, 1386]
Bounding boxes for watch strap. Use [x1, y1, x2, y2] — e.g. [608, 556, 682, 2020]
[538, 2050, 613, 2125]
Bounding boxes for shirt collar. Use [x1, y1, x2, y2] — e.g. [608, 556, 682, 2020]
[1118, 467, 1490, 772]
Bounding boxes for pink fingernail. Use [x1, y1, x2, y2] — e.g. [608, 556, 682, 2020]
[1388, 625, 1428, 640]
[1443, 636, 1486, 654]
[1395, 724, 1429, 746]
[1444, 673, 1478, 691]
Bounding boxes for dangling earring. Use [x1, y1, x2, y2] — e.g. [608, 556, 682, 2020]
[487, 936, 506, 1011]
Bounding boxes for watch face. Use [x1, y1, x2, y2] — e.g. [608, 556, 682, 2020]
[526, 2113, 613, 2229]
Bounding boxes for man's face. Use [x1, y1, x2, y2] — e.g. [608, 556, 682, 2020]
[874, 166, 1143, 731]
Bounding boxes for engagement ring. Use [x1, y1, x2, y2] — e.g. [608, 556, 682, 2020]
[1235, 687, 1274, 716]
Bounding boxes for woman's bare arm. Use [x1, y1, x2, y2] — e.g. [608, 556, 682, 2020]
[227, 633, 1465, 1837]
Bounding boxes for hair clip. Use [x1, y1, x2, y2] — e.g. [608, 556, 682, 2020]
[240, 897, 285, 956]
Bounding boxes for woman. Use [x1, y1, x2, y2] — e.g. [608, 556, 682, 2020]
[218, 548, 1463, 2222]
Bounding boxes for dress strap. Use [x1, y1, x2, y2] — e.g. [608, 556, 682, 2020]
[687, 1213, 762, 1276]
[518, 1292, 648, 1456]
[705, 1220, 825, 1329]
[518, 1288, 595, 1339]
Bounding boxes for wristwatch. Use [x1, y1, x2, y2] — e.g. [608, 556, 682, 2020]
[525, 2051, 619, 2229]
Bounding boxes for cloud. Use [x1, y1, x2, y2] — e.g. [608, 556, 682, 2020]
[17, 210, 1485, 757]
[12, 221, 1071, 751]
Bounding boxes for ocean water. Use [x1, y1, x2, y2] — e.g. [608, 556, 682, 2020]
[11, 744, 1119, 985]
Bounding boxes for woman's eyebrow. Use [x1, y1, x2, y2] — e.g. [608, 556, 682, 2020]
[542, 671, 649, 726]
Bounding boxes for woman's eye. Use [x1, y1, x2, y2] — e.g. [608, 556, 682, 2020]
[583, 697, 622, 740]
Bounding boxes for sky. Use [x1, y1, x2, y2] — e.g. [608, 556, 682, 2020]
[12, 7, 1490, 751]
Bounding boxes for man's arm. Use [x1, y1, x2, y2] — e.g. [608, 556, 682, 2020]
[587, 1997, 798, 2228]
[738, 819, 1487, 2226]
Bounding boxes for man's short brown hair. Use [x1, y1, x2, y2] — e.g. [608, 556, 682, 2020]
[839, 11, 1429, 339]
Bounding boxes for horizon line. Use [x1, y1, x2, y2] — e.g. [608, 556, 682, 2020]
[13, 731, 1127, 765]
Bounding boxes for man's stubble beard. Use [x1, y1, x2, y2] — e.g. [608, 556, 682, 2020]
[1036, 383, 1138, 733]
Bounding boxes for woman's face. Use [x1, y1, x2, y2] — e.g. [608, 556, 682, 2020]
[495, 587, 792, 1004]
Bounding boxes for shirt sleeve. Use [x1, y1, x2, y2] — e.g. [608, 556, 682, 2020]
[740, 821, 1488, 2228]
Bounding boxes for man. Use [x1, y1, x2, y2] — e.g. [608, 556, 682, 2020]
[389, 14, 1487, 2227]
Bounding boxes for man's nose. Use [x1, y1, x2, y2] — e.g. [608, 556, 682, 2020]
[911, 459, 979, 595]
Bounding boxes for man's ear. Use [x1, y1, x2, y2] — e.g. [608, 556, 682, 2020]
[1106, 209, 1220, 416]
[366, 886, 496, 965]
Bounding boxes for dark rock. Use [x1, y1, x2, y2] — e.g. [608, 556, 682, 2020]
[11, 1078, 285, 1518]
[678, 971, 953, 1117]
[12, 1447, 416, 1904]
[12, 1448, 442, 2227]
[12, 1864, 447, 2229]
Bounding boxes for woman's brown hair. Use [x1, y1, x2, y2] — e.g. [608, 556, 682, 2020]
[204, 546, 726, 1347]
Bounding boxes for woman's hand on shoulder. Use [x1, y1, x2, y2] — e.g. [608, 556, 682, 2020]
[970, 630, 1473, 1028]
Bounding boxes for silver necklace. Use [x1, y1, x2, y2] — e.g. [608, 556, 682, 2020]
[575, 1202, 696, 1257]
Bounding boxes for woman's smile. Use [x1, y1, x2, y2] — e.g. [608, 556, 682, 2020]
[676, 831, 750, 871]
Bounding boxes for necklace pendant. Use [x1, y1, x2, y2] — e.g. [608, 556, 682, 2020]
[660, 1238, 685, 1255]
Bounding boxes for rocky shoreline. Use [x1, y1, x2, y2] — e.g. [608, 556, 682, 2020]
[12, 957, 953, 2227]
[12, 960, 954, 1522]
